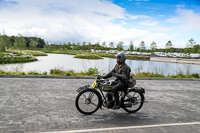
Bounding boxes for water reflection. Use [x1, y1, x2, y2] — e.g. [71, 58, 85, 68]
[0, 53, 200, 76]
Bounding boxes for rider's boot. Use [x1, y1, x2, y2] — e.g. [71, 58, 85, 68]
[112, 104, 120, 109]
[112, 102, 120, 109]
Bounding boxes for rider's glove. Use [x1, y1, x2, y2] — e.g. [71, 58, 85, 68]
[96, 75, 102, 79]
[101, 76, 107, 79]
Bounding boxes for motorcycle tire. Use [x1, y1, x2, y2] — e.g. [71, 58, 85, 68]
[75, 89, 101, 115]
[122, 90, 144, 113]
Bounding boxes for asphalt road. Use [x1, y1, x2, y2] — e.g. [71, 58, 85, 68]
[0, 78, 200, 133]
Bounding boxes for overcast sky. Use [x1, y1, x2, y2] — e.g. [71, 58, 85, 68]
[0, 0, 200, 48]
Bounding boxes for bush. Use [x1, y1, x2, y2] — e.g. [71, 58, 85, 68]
[28, 71, 40, 75]
[5, 71, 14, 75]
[42, 72, 48, 75]
[191, 73, 199, 78]
[74, 54, 102, 59]
[87, 67, 99, 75]
[0, 70, 5, 74]
[50, 68, 65, 75]
[66, 70, 75, 76]
[18, 72, 26, 75]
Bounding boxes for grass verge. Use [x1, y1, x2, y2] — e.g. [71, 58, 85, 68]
[0, 67, 199, 78]
[7, 49, 47, 56]
[0, 53, 38, 64]
[74, 54, 103, 59]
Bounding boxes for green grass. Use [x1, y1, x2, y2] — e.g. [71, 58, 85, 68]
[42, 49, 150, 60]
[74, 54, 103, 59]
[95, 53, 115, 58]
[0, 67, 99, 76]
[126, 55, 150, 61]
[42, 49, 82, 55]
[0, 67, 199, 79]
[7, 49, 47, 56]
[0, 53, 38, 64]
[50, 67, 99, 76]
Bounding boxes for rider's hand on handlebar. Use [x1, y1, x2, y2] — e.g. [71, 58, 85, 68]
[96, 75, 102, 79]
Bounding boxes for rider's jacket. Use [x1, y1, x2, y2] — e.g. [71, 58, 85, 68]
[103, 63, 131, 83]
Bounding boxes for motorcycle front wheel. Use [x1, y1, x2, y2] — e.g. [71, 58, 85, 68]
[122, 90, 144, 113]
[75, 89, 101, 115]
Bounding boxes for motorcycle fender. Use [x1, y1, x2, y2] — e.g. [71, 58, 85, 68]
[76, 85, 90, 92]
[130, 87, 145, 94]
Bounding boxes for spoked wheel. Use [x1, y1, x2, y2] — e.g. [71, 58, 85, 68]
[75, 89, 101, 115]
[122, 90, 144, 113]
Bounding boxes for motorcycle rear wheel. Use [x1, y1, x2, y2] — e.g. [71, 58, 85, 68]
[75, 89, 101, 115]
[122, 90, 144, 113]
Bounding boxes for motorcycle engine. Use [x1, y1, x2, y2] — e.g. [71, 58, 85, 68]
[105, 92, 114, 108]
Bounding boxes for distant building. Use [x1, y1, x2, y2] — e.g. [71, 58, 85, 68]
[109, 50, 118, 54]
[91, 49, 95, 52]
[141, 52, 151, 56]
[154, 52, 167, 57]
[125, 51, 131, 55]
[190, 53, 200, 59]
[131, 52, 141, 55]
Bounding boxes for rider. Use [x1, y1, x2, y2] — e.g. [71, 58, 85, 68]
[102, 52, 131, 109]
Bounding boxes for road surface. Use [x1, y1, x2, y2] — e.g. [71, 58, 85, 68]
[0, 78, 200, 133]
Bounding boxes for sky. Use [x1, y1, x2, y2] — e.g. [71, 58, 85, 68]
[0, 0, 200, 49]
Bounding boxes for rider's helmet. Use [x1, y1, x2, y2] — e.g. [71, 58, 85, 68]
[115, 52, 126, 64]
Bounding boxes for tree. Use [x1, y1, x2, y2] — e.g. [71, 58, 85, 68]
[88, 42, 92, 50]
[14, 34, 27, 53]
[150, 41, 157, 52]
[62, 43, 67, 50]
[66, 42, 72, 49]
[191, 44, 200, 53]
[186, 38, 196, 48]
[139, 41, 145, 51]
[102, 41, 106, 48]
[76, 42, 81, 50]
[0, 30, 12, 52]
[0, 36, 6, 52]
[82, 42, 86, 50]
[166, 41, 172, 49]
[72, 43, 76, 50]
[109, 42, 114, 49]
[129, 41, 134, 51]
[117, 41, 124, 51]
[37, 38, 45, 48]
[30, 40, 38, 48]
[0, 35, 11, 52]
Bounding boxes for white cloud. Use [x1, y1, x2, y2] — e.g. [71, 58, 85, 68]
[166, 18, 181, 23]
[0, 0, 183, 47]
[176, 4, 185, 8]
[166, 8, 200, 30]
[135, 0, 150, 2]
[139, 20, 159, 26]
[176, 8, 200, 30]
[127, 14, 150, 20]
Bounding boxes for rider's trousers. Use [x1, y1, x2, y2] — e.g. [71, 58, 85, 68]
[112, 82, 128, 105]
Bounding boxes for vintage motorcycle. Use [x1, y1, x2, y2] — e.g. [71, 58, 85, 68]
[75, 75, 145, 115]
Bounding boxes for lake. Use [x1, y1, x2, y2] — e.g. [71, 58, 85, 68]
[0, 53, 200, 75]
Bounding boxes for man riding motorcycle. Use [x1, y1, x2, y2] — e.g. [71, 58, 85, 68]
[101, 52, 131, 109]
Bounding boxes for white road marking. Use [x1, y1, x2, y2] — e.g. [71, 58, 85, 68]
[40, 121, 200, 133]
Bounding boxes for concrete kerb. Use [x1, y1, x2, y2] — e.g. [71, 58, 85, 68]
[0, 74, 200, 81]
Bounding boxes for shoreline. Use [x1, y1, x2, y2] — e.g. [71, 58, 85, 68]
[150, 57, 200, 65]
[0, 74, 200, 81]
